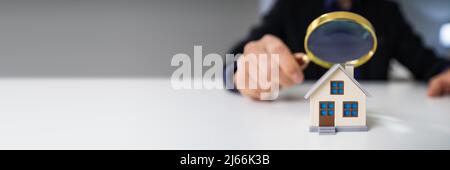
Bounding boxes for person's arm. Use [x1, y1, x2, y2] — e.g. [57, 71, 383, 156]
[224, 0, 287, 92]
[390, 3, 450, 81]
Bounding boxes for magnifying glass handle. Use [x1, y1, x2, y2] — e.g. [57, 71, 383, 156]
[294, 53, 310, 70]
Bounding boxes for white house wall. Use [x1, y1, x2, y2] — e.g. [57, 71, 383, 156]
[309, 69, 367, 127]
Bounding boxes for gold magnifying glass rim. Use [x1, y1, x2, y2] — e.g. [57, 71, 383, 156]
[304, 11, 378, 68]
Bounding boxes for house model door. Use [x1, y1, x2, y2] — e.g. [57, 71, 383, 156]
[319, 102, 335, 127]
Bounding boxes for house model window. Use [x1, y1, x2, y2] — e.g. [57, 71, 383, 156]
[343, 102, 358, 117]
[330, 81, 344, 95]
[320, 102, 335, 116]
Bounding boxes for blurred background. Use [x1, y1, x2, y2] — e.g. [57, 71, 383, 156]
[0, 0, 449, 79]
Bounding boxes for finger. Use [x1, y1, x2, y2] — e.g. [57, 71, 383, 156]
[239, 88, 260, 100]
[236, 53, 257, 90]
[243, 41, 270, 86]
[246, 57, 274, 100]
[239, 41, 274, 100]
[261, 35, 304, 84]
[236, 59, 260, 91]
[238, 80, 258, 98]
[236, 69, 261, 100]
[234, 62, 249, 90]
[428, 77, 444, 97]
[240, 82, 271, 101]
[279, 71, 296, 88]
[237, 63, 272, 101]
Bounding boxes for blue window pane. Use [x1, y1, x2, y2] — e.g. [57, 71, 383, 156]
[328, 110, 334, 116]
[321, 104, 327, 108]
[321, 110, 327, 116]
[338, 90, 344, 94]
[352, 111, 358, 117]
[345, 104, 351, 108]
[352, 103, 358, 108]
[338, 82, 344, 87]
[331, 82, 337, 87]
[344, 110, 351, 116]
[331, 90, 337, 94]
[328, 103, 335, 108]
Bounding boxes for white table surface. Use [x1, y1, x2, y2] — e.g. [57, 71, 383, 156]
[0, 78, 449, 150]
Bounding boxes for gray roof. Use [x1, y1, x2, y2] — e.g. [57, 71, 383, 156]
[304, 64, 371, 99]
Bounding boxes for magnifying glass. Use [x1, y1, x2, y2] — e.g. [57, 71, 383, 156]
[304, 12, 377, 68]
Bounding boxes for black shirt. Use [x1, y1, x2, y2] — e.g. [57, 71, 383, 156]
[226, 0, 450, 83]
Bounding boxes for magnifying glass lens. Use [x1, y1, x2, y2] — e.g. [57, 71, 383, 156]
[307, 20, 374, 63]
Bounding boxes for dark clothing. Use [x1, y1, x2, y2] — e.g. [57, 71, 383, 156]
[226, 0, 450, 83]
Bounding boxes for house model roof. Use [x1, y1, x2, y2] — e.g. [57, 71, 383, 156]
[304, 64, 371, 99]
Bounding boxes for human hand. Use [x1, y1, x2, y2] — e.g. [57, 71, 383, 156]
[428, 68, 450, 97]
[234, 35, 309, 100]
